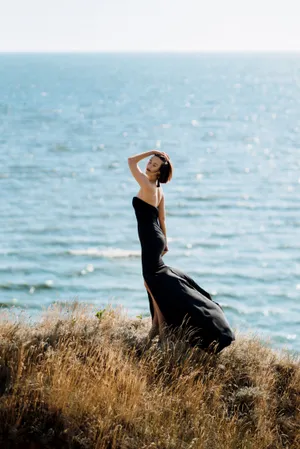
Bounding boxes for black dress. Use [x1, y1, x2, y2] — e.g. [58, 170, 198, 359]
[132, 196, 235, 353]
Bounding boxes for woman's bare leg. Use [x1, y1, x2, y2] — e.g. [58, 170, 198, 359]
[144, 280, 159, 340]
[148, 315, 159, 340]
[144, 280, 165, 341]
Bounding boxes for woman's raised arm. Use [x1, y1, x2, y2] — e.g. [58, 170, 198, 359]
[127, 150, 155, 188]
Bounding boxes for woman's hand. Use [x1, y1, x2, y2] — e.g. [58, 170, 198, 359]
[153, 150, 170, 161]
[162, 245, 169, 256]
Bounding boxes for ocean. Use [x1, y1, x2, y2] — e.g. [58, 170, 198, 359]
[0, 52, 299, 352]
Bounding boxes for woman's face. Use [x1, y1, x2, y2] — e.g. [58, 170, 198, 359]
[146, 156, 163, 177]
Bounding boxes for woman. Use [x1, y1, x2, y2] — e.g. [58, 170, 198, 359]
[128, 150, 235, 353]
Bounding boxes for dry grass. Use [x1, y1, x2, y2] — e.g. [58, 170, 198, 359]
[0, 302, 299, 449]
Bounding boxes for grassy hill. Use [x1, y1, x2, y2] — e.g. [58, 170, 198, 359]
[0, 303, 299, 449]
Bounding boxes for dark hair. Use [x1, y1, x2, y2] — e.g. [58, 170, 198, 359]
[154, 153, 173, 187]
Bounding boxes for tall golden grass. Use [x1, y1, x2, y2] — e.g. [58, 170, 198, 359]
[0, 302, 299, 449]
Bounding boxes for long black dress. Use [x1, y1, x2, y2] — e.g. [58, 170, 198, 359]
[132, 196, 235, 353]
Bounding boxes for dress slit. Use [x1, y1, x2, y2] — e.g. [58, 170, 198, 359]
[144, 280, 165, 326]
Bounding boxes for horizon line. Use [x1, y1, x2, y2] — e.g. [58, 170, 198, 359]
[1, 49, 300, 54]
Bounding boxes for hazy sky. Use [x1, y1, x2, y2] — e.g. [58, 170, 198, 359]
[0, 0, 299, 52]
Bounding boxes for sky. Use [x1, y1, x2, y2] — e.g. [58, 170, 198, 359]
[0, 0, 299, 52]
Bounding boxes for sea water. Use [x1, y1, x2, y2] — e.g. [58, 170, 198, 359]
[0, 52, 299, 352]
